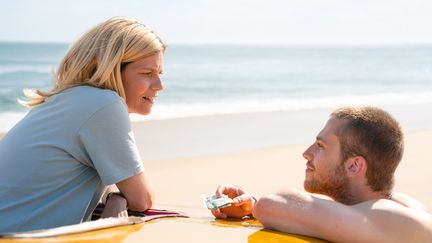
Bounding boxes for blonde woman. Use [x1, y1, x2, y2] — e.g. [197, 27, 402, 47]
[0, 17, 165, 233]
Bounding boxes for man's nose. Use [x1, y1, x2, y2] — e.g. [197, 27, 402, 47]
[302, 145, 313, 161]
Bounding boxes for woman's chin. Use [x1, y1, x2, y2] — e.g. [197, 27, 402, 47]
[136, 110, 151, 116]
[128, 108, 151, 116]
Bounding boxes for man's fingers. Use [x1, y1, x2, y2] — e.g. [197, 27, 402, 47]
[235, 186, 247, 195]
[215, 185, 228, 197]
[233, 194, 254, 206]
[215, 213, 227, 219]
[211, 208, 221, 214]
[216, 185, 248, 199]
[211, 209, 227, 219]
[216, 185, 238, 198]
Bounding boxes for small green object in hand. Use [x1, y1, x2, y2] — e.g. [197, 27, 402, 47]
[203, 195, 234, 210]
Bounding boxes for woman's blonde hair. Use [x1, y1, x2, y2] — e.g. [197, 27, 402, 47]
[20, 16, 166, 107]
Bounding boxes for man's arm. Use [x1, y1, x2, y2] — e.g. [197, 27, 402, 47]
[253, 188, 432, 243]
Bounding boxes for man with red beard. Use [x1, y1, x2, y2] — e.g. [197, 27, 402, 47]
[212, 106, 432, 242]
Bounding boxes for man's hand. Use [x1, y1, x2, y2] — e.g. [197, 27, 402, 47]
[211, 184, 257, 219]
[101, 194, 128, 218]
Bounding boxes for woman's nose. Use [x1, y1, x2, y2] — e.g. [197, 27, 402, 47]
[152, 75, 164, 91]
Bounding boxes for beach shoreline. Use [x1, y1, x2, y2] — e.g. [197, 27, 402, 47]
[130, 103, 432, 160]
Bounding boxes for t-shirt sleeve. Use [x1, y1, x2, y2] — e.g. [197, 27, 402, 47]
[77, 100, 144, 185]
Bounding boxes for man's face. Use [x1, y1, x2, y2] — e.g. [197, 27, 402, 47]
[302, 118, 351, 202]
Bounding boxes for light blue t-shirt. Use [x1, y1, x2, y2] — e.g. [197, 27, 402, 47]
[0, 86, 144, 233]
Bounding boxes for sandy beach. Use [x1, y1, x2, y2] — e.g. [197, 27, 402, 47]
[128, 107, 432, 212]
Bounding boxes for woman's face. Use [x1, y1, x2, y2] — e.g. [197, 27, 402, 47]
[121, 52, 164, 115]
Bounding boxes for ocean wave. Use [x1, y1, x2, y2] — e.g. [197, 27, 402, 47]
[0, 59, 58, 65]
[2, 91, 432, 133]
[0, 69, 52, 76]
[0, 71, 52, 88]
[132, 91, 432, 121]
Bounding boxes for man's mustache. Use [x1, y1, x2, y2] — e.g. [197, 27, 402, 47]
[306, 161, 315, 170]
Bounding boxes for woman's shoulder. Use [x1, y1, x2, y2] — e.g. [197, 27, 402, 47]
[58, 86, 123, 107]
[65, 85, 120, 100]
[46, 86, 126, 117]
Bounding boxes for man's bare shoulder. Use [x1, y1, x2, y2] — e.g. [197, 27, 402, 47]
[351, 198, 432, 242]
[390, 192, 430, 211]
[351, 197, 431, 219]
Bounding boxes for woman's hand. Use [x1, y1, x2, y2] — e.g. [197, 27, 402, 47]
[101, 194, 128, 218]
[211, 184, 257, 219]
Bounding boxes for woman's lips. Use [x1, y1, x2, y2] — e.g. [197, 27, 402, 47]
[142, 96, 154, 104]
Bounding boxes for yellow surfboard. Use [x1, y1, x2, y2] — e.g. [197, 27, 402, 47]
[0, 208, 328, 243]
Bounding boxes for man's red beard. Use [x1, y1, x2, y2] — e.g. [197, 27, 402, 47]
[304, 162, 355, 205]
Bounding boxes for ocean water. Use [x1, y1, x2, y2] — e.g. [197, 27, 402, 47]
[1, 42, 432, 131]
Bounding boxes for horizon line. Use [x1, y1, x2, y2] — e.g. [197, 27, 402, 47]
[1, 40, 432, 47]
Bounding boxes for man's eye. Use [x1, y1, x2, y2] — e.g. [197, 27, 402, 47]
[317, 143, 324, 148]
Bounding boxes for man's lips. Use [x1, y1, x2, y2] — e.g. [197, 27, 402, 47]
[306, 162, 315, 171]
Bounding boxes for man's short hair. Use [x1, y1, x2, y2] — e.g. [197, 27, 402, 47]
[331, 106, 404, 193]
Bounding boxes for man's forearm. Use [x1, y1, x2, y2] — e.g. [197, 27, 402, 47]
[252, 188, 432, 242]
[253, 188, 319, 237]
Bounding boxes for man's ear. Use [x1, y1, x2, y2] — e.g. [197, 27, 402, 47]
[344, 156, 367, 177]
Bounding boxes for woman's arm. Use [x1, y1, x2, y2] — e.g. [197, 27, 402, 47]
[116, 172, 155, 212]
[101, 185, 128, 218]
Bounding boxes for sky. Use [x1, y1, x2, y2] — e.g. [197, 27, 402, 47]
[1, 0, 432, 45]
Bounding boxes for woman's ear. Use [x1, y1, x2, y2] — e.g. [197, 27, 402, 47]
[344, 156, 367, 177]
